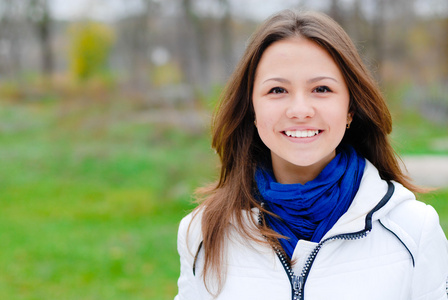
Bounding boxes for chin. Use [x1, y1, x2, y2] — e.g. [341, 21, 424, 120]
[281, 151, 335, 168]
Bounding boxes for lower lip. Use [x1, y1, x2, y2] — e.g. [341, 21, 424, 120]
[282, 131, 322, 143]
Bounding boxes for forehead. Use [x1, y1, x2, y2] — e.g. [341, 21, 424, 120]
[255, 37, 343, 80]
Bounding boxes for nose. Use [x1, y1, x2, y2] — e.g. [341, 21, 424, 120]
[285, 94, 315, 119]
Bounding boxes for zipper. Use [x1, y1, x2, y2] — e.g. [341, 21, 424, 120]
[274, 229, 370, 300]
[299, 230, 370, 299]
[265, 181, 395, 300]
[271, 244, 301, 300]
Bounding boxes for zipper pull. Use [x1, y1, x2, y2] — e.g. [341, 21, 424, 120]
[293, 275, 303, 292]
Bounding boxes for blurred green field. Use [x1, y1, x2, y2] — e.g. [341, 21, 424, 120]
[0, 97, 447, 299]
[0, 99, 215, 299]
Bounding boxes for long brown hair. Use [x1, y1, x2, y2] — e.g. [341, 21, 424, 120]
[191, 9, 420, 293]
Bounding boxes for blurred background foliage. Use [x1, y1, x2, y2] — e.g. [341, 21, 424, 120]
[69, 22, 115, 80]
[0, 0, 447, 299]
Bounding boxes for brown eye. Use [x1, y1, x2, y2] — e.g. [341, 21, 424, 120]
[313, 86, 332, 93]
[269, 87, 286, 94]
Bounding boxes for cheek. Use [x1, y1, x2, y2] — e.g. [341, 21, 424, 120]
[336, 113, 349, 128]
[254, 110, 276, 144]
[325, 100, 350, 125]
[329, 109, 350, 136]
[256, 111, 277, 134]
[254, 102, 280, 125]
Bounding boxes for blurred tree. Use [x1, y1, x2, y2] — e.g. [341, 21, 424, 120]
[69, 22, 115, 80]
[329, 0, 343, 26]
[443, 17, 448, 80]
[0, 0, 26, 80]
[178, 0, 205, 88]
[370, 0, 386, 82]
[126, 0, 153, 90]
[349, 0, 366, 47]
[27, 0, 53, 76]
[219, 0, 234, 77]
[177, 0, 235, 91]
[114, 0, 169, 92]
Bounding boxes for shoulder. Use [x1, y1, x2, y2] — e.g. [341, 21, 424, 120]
[176, 210, 206, 299]
[380, 183, 448, 265]
[177, 209, 204, 258]
[382, 186, 448, 297]
[385, 182, 443, 243]
[178, 210, 201, 236]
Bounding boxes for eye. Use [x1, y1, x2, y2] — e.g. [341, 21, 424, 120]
[313, 86, 332, 93]
[268, 87, 287, 94]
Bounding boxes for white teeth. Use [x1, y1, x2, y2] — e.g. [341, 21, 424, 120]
[285, 130, 319, 138]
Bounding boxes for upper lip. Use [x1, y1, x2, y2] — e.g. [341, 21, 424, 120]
[282, 126, 321, 132]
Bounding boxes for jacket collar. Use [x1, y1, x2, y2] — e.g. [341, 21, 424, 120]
[321, 160, 414, 239]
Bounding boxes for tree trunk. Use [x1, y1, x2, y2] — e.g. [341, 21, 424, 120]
[219, 0, 234, 77]
[38, 0, 53, 76]
[28, 0, 54, 76]
[329, 0, 343, 27]
[371, 0, 386, 82]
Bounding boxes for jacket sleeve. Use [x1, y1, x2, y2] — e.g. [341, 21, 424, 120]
[174, 213, 201, 300]
[411, 204, 448, 299]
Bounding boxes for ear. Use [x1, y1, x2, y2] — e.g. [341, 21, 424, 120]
[346, 112, 353, 129]
[347, 112, 353, 124]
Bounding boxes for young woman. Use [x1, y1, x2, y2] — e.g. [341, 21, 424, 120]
[175, 9, 448, 300]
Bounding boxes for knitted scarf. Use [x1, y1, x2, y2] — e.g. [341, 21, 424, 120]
[255, 144, 365, 259]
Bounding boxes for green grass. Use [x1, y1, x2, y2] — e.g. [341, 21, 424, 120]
[0, 99, 216, 299]
[0, 96, 447, 299]
[391, 111, 448, 155]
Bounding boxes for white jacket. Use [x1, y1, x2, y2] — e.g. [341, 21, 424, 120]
[175, 161, 448, 299]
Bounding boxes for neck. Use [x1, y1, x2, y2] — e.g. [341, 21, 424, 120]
[272, 164, 321, 185]
[271, 152, 336, 185]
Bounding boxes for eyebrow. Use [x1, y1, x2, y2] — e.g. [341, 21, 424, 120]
[262, 76, 339, 85]
[307, 76, 339, 84]
[262, 77, 291, 84]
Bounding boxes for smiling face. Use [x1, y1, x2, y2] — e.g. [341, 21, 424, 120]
[252, 37, 351, 184]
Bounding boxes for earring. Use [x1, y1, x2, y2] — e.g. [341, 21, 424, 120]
[254, 120, 257, 127]
[346, 113, 352, 129]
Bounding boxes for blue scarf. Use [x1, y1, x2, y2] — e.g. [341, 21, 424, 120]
[255, 144, 365, 259]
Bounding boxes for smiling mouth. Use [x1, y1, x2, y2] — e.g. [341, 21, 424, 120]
[284, 130, 321, 138]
